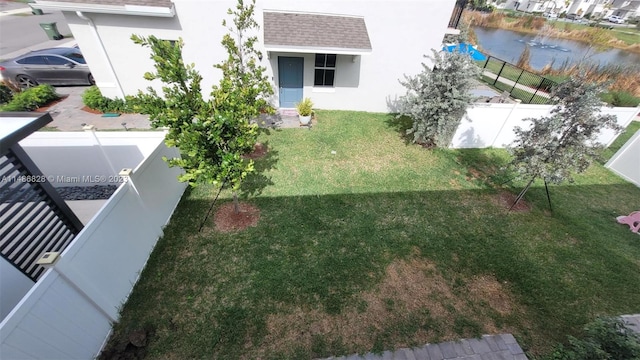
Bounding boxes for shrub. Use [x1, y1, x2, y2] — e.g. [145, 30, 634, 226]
[600, 91, 640, 107]
[546, 317, 640, 360]
[0, 84, 59, 111]
[82, 85, 133, 113]
[0, 84, 13, 105]
[398, 49, 480, 148]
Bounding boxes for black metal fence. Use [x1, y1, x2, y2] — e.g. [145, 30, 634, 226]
[480, 55, 558, 104]
[448, 0, 468, 29]
[0, 146, 83, 281]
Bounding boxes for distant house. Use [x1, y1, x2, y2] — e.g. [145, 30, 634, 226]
[609, 0, 640, 19]
[565, 0, 610, 18]
[32, 0, 465, 113]
[504, 0, 549, 13]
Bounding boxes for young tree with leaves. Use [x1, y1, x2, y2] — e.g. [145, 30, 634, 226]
[507, 74, 622, 209]
[398, 49, 480, 148]
[131, 0, 273, 214]
[212, 0, 274, 123]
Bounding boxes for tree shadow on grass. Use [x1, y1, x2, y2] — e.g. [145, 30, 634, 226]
[240, 140, 279, 199]
[453, 148, 513, 189]
[383, 113, 414, 144]
[109, 179, 640, 360]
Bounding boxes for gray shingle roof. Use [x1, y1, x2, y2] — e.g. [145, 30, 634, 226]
[41, 0, 172, 8]
[263, 12, 372, 51]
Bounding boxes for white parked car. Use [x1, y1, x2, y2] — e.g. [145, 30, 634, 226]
[544, 12, 558, 19]
[607, 15, 625, 24]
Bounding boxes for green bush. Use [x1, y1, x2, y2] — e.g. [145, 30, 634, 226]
[600, 91, 640, 107]
[547, 317, 640, 360]
[82, 85, 134, 113]
[0, 84, 13, 105]
[0, 84, 59, 111]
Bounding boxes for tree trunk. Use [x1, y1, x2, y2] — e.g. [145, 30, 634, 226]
[233, 192, 240, 214]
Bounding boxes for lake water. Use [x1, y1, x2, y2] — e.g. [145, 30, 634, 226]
[473, 27, 640, 70]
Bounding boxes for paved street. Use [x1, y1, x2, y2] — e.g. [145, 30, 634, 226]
[0, 1, 71, 59]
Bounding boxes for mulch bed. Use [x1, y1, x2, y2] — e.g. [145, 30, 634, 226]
[81, 105, 103, 114]
[242, 142, 268, 160]
[214, 202, 261, 232]
[497, 190, 531, 212]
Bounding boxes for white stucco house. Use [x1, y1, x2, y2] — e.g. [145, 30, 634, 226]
[32, 0, 465, 113]
[565, 0, 610, 18]
[609, 0, 640, 19]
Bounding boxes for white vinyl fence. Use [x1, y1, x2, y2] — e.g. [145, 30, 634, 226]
[450, 103, 640, 149]
[606, 126, 640, 187]
[0, 134, 186, 359]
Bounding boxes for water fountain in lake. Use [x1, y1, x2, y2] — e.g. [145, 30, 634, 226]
[518, 25, 570, 52]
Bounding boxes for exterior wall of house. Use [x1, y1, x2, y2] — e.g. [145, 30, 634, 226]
[61, 11, 183, 99]
[567, 0, 592, 15]
[610, 0, 640, 18]
[0, 258, 32, 321]
[65, 0, 457, 112]
[515, 0, 546, 12]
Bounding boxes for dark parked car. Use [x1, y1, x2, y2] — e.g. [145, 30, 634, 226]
[0, 47, 94, 88]
[566, 13, 581, 21]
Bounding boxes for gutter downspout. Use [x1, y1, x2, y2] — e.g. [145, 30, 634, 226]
[76, 11, 126, 100]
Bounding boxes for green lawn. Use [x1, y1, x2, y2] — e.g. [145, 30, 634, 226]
[611, 28, 640, 46]
[102, 112, 640, 359]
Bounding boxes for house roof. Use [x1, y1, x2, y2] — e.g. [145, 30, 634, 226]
[263, 11, 372, 55]
[32, 0, 175, 17]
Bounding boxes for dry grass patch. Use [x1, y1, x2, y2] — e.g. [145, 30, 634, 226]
[493, 190, 532, 212]
[259, 258, 522, 358]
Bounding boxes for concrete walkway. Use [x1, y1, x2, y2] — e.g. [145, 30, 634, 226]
[318, 334, 528, 360]
[45, 87, 152, 131]
[44, 87, 308, 131]
[320, 315, 640, 360]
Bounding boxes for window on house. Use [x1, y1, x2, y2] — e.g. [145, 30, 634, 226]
[314, 53, 336, 87]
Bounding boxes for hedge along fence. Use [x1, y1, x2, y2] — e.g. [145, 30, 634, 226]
[450, 102, 640, 149]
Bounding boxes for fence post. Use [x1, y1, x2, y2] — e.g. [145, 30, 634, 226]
[483, 56, 490, 69]
[493, 60, 506, 86]
[510, 69, 524, 93]
[530, 77, 545, 103]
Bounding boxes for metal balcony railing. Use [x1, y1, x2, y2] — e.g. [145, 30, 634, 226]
[0, 113, 83, 281]
[448, 0, 468, 29]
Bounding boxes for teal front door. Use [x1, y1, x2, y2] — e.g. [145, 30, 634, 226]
[278, 57, 303, 108]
